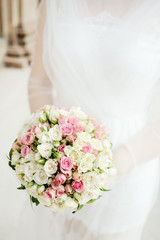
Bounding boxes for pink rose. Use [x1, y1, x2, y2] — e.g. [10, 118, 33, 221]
[67, 135, 75, 143]
[21, 133, 35, 145]
[72, 171, 82, 181]
[68, 117, 78, 125]
[32, 125, 41, 135]
[92, 149, 98, 156]
[27, 129, 32, 132]
[21, 145, 31, 157]
[56, 185, 65, 196]
[58, 116, 68, 125]
[60, 123, 73, 136]
[44, 187, 55, 200]
[51, 180, 61, 190]
[65, 184, 73, 195]
[82, 143, 92, 153]
[60, 156, 73, 171]
[57, 144, 66, 153]
[65, 171, 72, 179]
[72, 180, 84, 193]
[74, 123, 84, 133]
[55, 173, 66, 184]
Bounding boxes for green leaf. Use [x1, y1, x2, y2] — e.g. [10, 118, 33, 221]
[52, 120, 58, 125]
[17, 184, 25, 190]
[110, 142, 113, 148]
[32, 144, 37, 151]
[100, 187, 112, 192]
[72, 204, 84, 214]
[34, 138, 40, 146]
[14, 138, 18, 142]
[17, 149, 21, 153]
[30, 196, 40, 206]
[87, 195, 102, 204]
[9, 148, 13, 160]
[28, 181, 35, 187]
[98, 168, 105, 174]
[38, 158, 46, 165]
[51, 148, 59, 158]
[8, 160, 15, 170]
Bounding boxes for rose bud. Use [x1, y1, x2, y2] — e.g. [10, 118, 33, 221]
[72, 180, 84, 193]
[56, 185, 65, 197]
[72, 171, 82, 181]
[51, 180, 61, 190]
[55, 173, 66, 184]
[65, 184, 73, 195]
[44, 187, 55, 200]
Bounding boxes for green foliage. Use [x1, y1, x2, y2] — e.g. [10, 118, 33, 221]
[30, 196, 40, 206]
[17, 184, 25, 190]
[87, 195, 102, 204]
[8, 160, 15, 170]
[9, 148, 13, 160]
[100, 187, 112, 192]
[51, 148, 59, 158]
[72, 204, 84, 214]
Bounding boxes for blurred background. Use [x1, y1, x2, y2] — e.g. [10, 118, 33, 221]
[0, 0, 160, 239]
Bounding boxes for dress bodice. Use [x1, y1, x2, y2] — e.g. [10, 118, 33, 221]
[44, 0, 160, 121]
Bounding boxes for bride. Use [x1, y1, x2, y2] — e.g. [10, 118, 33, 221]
[15, 0, 160, 239]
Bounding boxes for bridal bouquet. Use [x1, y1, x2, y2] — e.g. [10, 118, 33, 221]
[8, 105, 116, 213]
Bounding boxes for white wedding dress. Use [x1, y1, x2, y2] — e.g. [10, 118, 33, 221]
[15, 0, 160, 239]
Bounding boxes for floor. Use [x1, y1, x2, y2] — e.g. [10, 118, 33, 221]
[0, 46, 160, 239]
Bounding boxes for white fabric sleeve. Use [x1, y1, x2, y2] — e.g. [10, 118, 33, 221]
[28, 0, 53, 113]
[113, 119, 160, 176]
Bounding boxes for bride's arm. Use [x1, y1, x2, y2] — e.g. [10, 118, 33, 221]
[113, 117, 160, 176]
[28, 0, 53, 113]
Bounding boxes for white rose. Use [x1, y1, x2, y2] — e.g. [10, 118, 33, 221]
[65, 197, 78, 210]
[94, 152, 110, 170]
[70, 108, 87, 120]
[38, 194, 51, 206]
[24, 152, 35, 162]
[34, 153, 41, 161]
[37, 143, 53, 159]
[56, 193, 67, 203]
[77, 132, 91, 142]
[26, 184, 38, 198]
[82, 171, 100, 190]
[24, 162, 37, 182]
[58, 109, 69, 116]
[64, 146, 72, 156]
[106, 167, 117, 177]
[64, 146, 81, 165]
[44, 159, 58, 176]
[73, 139, 84, 150]
[78, 153, 95, 173]
[48, 109, 60, 121]
[90, 139, 103, 151]
[11, 151, 21, 165]
[15, 164, 25, 174]
[34, 169, 48, 185]
[84, 120, 94, 133]
[50, 202, 66, 212]
[37, 132, 51, 143]
[49, 125, 62, 141]
[102, 139, 111, 149]
[74, 190, 93, 205]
